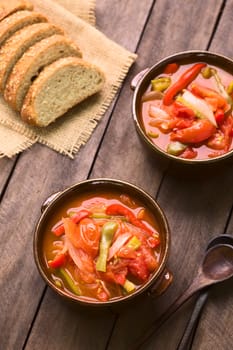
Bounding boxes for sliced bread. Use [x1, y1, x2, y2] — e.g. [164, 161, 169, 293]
[21, 57, 105, 127]
[4, 34, 83, 111]
[0, 0, 33, 22]
[0, 10, 47, 46]
[0, 22, 64, 91]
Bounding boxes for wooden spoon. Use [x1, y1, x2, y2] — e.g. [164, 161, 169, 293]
[133, 240, 233, 349]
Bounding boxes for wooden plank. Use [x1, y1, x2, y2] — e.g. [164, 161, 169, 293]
[0, 1, 154, 350]
[188, 0, 233, 348]
[0, 158, 16, 195]
[95, 0, 228, 348]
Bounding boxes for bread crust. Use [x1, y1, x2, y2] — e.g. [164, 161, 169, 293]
[21, 57, 105, 127]
[0, 0, 33, 22]
[0, 22, 64, 91]
[0, 10, 48, 46]
[4, 34, 83, 111]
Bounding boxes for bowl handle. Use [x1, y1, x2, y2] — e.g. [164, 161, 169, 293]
[41, 191, 61, 213]
[130, 68, 149, 90]
[148, 267, 173, 298]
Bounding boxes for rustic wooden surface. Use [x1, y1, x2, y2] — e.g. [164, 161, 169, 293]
[1, 0, 233, 349]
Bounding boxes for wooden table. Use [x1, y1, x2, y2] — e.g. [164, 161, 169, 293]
[1, 1, 233, 349]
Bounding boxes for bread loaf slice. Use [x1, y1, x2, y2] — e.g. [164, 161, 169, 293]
[21, 57, 105, 127]
[0, 10, 47, 46]
[0, 22, 64, 91]
[0, 0, 33, 22]
[4, 34, 83, 111]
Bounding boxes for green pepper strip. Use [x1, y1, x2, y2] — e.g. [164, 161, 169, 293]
[96, 221, 118, 272]
[91, 213, 111, 219]
[151, 77, 171, 92]
[227, 81, 233, 95]
[123, 279, 136, 293]
[127, 236, 141, 250]
[59, 268, 81, 295]
[210, 68, 233, 106]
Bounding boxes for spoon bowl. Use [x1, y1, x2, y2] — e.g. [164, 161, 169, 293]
[202, 244, 233, 281]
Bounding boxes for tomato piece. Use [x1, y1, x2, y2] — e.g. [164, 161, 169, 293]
[146, 235, 160, 248]
[207, 130, 226, 150]
[140, 245, 158, 272]
[97, 289, 109, 302]
[180, 147, 198, 159]
[48, 253, 66, 268]
[128, 254, 150, 281]
[163, 63, 179, 74]
[172, 101, 195, 119]
[99, 266, 127, 286]
[170, 119, 216, 143]
[174, 118, 194, 129]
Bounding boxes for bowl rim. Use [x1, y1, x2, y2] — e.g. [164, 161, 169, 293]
[132, 49, 233, 165]
[33, 177, 171, 306]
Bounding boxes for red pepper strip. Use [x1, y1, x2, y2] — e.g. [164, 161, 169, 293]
[48, 253, 66, 268]
[71, 209, 90, 224]
[51, 210, 90, 236]
[163, 63, 207, 106]
[52, 223, 65, 236]
[215, 108, 225, 124]
[106, 204, 153, 236]
[221, 115, 233, 151]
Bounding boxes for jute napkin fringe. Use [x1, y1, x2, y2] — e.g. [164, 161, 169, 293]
[54, 0, 96, 25]
[0, 125, 35, 158]
[0, 0, 137, 158]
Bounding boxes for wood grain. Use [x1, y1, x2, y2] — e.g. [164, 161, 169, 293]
[1, 1, 233, 350]
[0, 1, 154, 350]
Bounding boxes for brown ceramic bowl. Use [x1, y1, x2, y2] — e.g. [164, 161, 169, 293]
[33, 178, 171, 307]
[131, 50, 233, 165]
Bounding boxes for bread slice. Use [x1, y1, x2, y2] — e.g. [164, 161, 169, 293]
[0, 10, 47, 46]
[0, 0, 33, 22]
[4, 34, 83, 111]
[0, 22, 64, 91]
[21, 57, 105, 127]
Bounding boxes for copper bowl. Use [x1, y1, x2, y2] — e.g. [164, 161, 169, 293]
[33, 178, 171, 307]
[131, 50, 233, 165]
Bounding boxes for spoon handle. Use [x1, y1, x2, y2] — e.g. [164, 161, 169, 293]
[132, 278, 205, 349]
[176, 289, 209, 350]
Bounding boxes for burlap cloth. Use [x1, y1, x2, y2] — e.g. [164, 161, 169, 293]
[0, 0, 137, 158]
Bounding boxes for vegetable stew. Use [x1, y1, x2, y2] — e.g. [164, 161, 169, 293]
[140, 61, 233, 160]
[43, 191, 162, 302]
